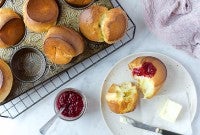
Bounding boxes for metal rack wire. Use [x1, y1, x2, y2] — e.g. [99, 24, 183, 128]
[0, 0, 136, 118]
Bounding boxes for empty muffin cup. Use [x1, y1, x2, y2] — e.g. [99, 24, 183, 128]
[54, 88, 87, 121]
[10, 46, 46, 82]
[63, 0, 95, 10]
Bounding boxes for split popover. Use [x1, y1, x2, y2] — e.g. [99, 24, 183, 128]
[0, 8, 25, 48]
[43, 26, 85, 65]
[106, 82, 139, 114]
[79, 5, 128, 44]
[23, 0, 59, 33]
[0, 59, 13, 103]
[128, 56, 167, 99]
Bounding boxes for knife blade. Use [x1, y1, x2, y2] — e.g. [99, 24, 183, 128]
[119, 115, 182, 135]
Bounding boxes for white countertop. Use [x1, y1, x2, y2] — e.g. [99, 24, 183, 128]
[1, 0, 200, 135]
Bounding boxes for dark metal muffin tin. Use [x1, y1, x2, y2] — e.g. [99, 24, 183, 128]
[0, 0, 113, 104]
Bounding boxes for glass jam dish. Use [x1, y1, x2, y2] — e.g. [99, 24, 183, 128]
[54, 88, 87, 121]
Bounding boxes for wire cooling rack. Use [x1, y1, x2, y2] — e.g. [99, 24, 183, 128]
[0, 0, 136, 118]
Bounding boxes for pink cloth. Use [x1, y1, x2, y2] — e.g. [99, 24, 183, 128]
[143, 0, 200, 58]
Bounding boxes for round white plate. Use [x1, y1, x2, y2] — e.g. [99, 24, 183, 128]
[101, 52, 197, 135]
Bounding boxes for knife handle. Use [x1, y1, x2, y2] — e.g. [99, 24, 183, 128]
[157, 128, 182, 135]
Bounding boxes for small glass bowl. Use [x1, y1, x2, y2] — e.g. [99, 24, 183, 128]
[54, 88, 87, 121]
[63, 0, 95, 10]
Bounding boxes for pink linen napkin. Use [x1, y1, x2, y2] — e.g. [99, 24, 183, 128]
[143, 0, 200, 58]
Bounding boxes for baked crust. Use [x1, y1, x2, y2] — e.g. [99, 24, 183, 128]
[128, 56, 167, 99]
[0, 59, 13, 103]
[79, 5, 108, 42]
[44, 26, 85, 64]
[23, 0, 59, 33]
[0, 0, 5, 7]
[44, 37, 76, 65]
[101, 8, 128, 44]
[45, 26, 85, 56]
[79, 5, 128, 44]
[66, 0, 93, 6]
[0, 8, 25, 48]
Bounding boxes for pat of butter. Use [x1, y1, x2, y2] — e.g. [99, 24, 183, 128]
[159, 99, 182, 123]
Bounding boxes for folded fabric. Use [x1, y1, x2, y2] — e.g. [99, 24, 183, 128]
[143, 0, 200, 58]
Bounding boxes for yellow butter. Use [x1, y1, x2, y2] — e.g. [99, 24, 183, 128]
[159, 99, 182, 123]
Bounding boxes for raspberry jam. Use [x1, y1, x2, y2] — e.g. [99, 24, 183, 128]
[132, 62, 157, 78]
[55, 89, 86, 120]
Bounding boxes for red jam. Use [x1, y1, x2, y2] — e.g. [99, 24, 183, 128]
[56, 90, 84, 118]
[132, 62, 157, 78]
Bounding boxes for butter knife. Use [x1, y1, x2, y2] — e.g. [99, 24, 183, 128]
[120, 115, 182, 135]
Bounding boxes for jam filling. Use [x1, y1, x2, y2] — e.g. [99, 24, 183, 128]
[132, 62, 157, 78]
[56, 90, 84, 118]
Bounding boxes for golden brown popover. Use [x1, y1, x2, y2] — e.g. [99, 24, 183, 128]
[0, 8, 25, 48]
[23, 0, 59, 33]
[43, 26, 85, 64]
[0, 59, 13, 103]
[79, 5, 128, 44]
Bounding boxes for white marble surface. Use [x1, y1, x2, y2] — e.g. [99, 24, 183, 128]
[1, 0, 200, 135]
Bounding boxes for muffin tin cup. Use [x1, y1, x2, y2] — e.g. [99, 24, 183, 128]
[54, 88, 87, 121]
[10, 46, 46, 83]
[62, 0, 96, 10]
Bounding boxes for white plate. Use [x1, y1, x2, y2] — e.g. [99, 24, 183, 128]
[101, 52, 197, 135]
